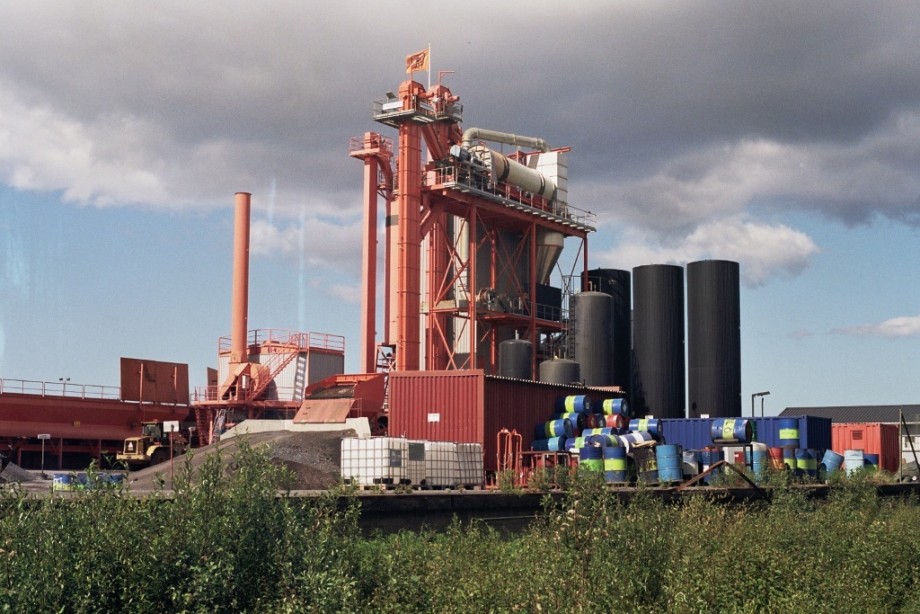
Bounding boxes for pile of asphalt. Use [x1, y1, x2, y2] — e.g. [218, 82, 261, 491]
[0, 461, 37, 483]
[125, 429, 354, 492]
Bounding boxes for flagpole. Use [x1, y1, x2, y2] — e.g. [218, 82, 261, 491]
[427, 43, 431, 90]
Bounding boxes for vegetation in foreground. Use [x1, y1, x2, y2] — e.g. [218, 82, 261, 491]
[0, 443, 918, 613]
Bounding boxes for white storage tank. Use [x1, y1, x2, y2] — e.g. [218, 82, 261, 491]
[340, 437, 410, 486]
[456, 442, 485, 487]
[407, 441, 427, 486]
[423, 441, 460, 488]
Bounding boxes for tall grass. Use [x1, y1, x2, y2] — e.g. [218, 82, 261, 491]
[0, 446, 917, 613]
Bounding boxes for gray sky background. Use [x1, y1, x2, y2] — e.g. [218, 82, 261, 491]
[2, 2, 919, 410]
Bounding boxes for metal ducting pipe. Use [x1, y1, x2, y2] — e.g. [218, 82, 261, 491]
[461, 127, 551, 153]
[469, 145, 557, 202]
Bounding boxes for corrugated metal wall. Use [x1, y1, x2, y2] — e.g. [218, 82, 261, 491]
[687, 260, 741, 418]
[832, 422, 900, 473]
[388, 370, 626, 472]
[633, 264, 685, 418]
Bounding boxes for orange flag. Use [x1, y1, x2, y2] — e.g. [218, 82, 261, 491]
[405, 48, 430, 74]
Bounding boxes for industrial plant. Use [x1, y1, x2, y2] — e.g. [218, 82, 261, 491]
[1, 56, 917, 491]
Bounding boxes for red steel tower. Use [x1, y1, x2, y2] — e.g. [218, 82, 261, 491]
[351, 75, 595, 377]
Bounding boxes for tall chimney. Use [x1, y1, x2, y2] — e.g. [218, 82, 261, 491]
[230, 192, 251, 365]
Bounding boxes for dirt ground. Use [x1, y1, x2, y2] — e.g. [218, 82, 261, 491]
[126, 429, 355, 492]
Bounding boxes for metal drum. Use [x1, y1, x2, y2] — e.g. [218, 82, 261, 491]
[531, 437, 568, 453]
[863, 453, 879, 471]
[820, 450, 844, 475]
[552, 411, 586, 431]
[796, 449, 817, 479]
[629, 418, 663, 439]
[579, 443, 604, 472]
[604, 446, 628, 484]
[656, 444, 682, 483]
[700, 447, 723, 484]
[710, 418, 753, 444]
[768, 447, 784, 470]
[566, 436, 586, 454]
[536, 419, 573, 440]
[778, 418, 800, 448]
[601, 398, 629, 417]
[844, 449, 865, 475]
[633, 447, 659, 484]
[617, 431, 655, 453]
[556, 395, 592, 414]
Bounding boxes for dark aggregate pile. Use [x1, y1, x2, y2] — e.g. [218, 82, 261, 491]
[126, 429, 354, 492]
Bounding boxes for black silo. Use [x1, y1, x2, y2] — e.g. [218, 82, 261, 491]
[539, 358, 581, 385]
[570, 291, 613, 386]
[584, 268, 631, 393]
[498, 339, 533, 380]
[632, 264, 685, 419]
[687, 260, 741, 418]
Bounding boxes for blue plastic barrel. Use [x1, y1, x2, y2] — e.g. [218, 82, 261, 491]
[603, 446, 628, 483]
[552, 411, 586, 431]
[796, 449, 817, 478]
[746, 446, 769, 481]
[536, 419, 573, 440]
[628, 418, 663, 439]
[656, 444, 682, 483]
[579, 443, 604, 472]
[532, 437, 568, 452]
[778, 417, 800, 448]
[601, 398, 629, 417]
[586, 433, 619, 448]
[710, 418, 753, 444]
[820, 450, 844, 474]
[699, 447, 723, 484]
[863, 453, 879, 471]
[556, 395, 592, 414]
[844, 449, 865, 475]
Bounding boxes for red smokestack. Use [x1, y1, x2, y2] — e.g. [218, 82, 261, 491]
[230, 192, 251, 365]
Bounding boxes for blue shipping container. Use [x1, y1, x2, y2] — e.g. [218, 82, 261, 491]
[659, 416, 831, 452]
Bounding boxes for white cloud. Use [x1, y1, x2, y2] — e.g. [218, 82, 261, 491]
[596, 217, 819, 287]
[835, 314, 920, 338]
[250, 217, 362, 273]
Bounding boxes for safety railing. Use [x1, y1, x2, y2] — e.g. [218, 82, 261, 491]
[217, 329, 345, 354]
[0, 378, 121, 400]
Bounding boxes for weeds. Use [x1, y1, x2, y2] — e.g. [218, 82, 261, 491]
[0, 445, 917, 613]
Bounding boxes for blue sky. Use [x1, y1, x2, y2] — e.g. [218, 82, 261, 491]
[2, 2, 920, 415]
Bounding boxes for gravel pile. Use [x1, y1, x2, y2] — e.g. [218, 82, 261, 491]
[126, 429, 355, 492]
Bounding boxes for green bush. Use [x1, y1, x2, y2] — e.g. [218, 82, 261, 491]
[0, 443, 918, 613]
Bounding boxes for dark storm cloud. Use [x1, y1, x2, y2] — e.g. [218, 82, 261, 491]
[2, 1, 920, 280]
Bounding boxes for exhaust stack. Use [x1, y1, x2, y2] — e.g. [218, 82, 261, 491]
[230, 192, 251, 365]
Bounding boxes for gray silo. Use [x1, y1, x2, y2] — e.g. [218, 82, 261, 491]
[570, 291, 613, 386]
[498, 339, 533, 379]
[687, 260, 741, 418]
[584, 268, 632, 393]
[632, 264, 685, 419]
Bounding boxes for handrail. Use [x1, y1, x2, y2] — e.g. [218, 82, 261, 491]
[217, 329, 345, 354]
[0, 378, 121, 400]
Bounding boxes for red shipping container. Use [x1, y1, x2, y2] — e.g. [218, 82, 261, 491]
[831, 423, 900, 474]
[388, 370, 625, 473]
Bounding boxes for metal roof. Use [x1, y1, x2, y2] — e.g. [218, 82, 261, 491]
[780, 405, 920, 424]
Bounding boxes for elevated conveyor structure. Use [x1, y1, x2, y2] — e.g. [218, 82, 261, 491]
[355, 76, 595, 378]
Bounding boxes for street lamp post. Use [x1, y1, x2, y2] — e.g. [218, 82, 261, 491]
[751, 391, 771, 417]
[58, 377, 70, 395]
